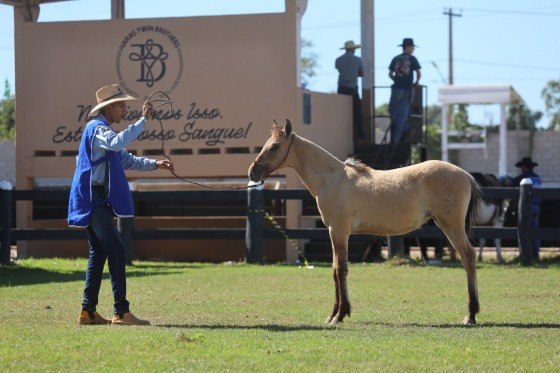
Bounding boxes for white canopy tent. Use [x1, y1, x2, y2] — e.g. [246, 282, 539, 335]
[438, 84, 524, 176]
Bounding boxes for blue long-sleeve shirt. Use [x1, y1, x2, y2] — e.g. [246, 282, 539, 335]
[90, 114, 157, 185]
[511, 170, 541, 205]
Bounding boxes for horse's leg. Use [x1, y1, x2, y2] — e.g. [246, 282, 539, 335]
[325, 254, 340, 324]
[478, 238, 486, 262]
[437, 221, 479, 325]
[495, 238, 504, 263]
[494, 213, 505, 263]
[327, 227, 351, 325]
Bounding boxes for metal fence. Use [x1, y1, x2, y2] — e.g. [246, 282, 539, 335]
[1, 184, 559, 266]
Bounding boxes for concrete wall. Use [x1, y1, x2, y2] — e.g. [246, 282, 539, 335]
[457, 130, 560, 184]
[0, 141, 15, 185]
[12, 1, 353, 260]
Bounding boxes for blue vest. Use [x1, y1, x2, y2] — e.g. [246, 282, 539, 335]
[67, 119, 134, 227]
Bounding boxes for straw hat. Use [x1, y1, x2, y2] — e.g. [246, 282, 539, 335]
[89, 84, 137, 117]
[340, 40, 361, 50]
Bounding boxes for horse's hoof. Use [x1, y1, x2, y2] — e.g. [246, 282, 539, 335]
[461, 316, 476, 325]
[329, 318, 341, 325]
[325, 316, 333, 324]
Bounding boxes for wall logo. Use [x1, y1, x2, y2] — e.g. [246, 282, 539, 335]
[116, 25, 183, 97]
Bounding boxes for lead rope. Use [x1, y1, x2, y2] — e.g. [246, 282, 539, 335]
[146, 91, 264, 190]
[145, 92, 311, 267]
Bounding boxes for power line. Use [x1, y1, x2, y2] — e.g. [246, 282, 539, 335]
[455, 59, 560, 72]
[461, 7, 560, 16]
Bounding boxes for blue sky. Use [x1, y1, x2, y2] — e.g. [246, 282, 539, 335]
[1, 0, 559, 127]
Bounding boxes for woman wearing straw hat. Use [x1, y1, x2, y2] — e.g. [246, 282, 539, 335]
[69, 84, 173, 325]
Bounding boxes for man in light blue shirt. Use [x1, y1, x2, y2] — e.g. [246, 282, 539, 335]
[69, 84, 173, 326]
[335, 40, 364, 143]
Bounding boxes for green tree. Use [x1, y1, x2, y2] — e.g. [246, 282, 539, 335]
[451, 104, 469, 130]
[0, 79, 16, 140]
[425, 104, 442, 161]
[300, 38, 318, 86]
[541, 79, 560, 130]
[507, 105, 542, 131]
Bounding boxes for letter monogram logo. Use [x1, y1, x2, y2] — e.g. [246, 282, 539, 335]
[116, 25, 183, 97]
[129, 39, 169, 87]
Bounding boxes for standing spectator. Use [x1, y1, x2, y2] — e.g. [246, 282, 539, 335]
[509, 157, 541, 260]
[69, 84, 174, 325]
[335, 40, 365, 143]
[388, 38, 421, 143]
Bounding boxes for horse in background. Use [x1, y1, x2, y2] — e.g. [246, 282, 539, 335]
[470, 172, 509, 263]
[249, 119, 482, 325]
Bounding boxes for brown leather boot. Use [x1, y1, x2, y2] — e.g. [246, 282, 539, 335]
[111, 312, 150, 326]
[78, 309, 111, 325]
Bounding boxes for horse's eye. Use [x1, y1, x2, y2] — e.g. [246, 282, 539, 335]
[270, 143, 279, 152]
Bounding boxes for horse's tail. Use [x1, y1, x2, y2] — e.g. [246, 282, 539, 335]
[466, 175, 483, 239]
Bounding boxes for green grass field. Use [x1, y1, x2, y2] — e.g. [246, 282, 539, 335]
[1, 257, 559, 372]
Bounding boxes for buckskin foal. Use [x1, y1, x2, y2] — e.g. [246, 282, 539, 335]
[248, 120, 482, 325]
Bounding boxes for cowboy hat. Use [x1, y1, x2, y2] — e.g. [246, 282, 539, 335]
[89, 84, 137, 117]
[398, 38, 418, 47]
[515, 156, 538, 168]
[340, 40, 361, 50]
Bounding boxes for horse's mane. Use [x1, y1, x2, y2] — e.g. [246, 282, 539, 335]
[344, 157, 369, 173]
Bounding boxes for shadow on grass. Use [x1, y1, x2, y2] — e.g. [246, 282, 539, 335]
[0, 266, 85, 286]
[363, 321, 560, 329]
[130, 263, 204, 270]
[157, 323, 328, 332]
[0, 263, 188, 287]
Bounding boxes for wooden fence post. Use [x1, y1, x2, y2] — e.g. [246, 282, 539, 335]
[0, 181, 13, 265]
[245, 184, 264, 264]
[517, 178, 533, 266]
[118, 217, 134, 265]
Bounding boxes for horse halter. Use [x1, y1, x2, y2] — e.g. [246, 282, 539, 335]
[251, 132, 295, 182]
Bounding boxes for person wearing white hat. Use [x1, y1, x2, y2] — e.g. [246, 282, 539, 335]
[335, 40, 365, 143]
[69, 84, 174, 326]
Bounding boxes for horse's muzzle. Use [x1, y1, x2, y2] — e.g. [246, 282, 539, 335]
[248, 160, 267, 182]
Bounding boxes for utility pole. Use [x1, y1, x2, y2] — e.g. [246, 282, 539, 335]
[442, 8, 461, 149]
[361, 0, 374, 142]
[443, 8, 461, 85]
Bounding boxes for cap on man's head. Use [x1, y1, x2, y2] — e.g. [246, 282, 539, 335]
[515, 157, 538, 168]
[398, 38, 418, 48]
[340, 40, 362, 50]
[89, 84, 137, 117]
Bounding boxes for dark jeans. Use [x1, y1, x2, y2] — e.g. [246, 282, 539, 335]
[338, 86, 364, 141]
[389, 86, 415, 143]
[81, 187, 130, 315]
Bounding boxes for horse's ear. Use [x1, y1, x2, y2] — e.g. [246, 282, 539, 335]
[284, 119, 292, 136]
